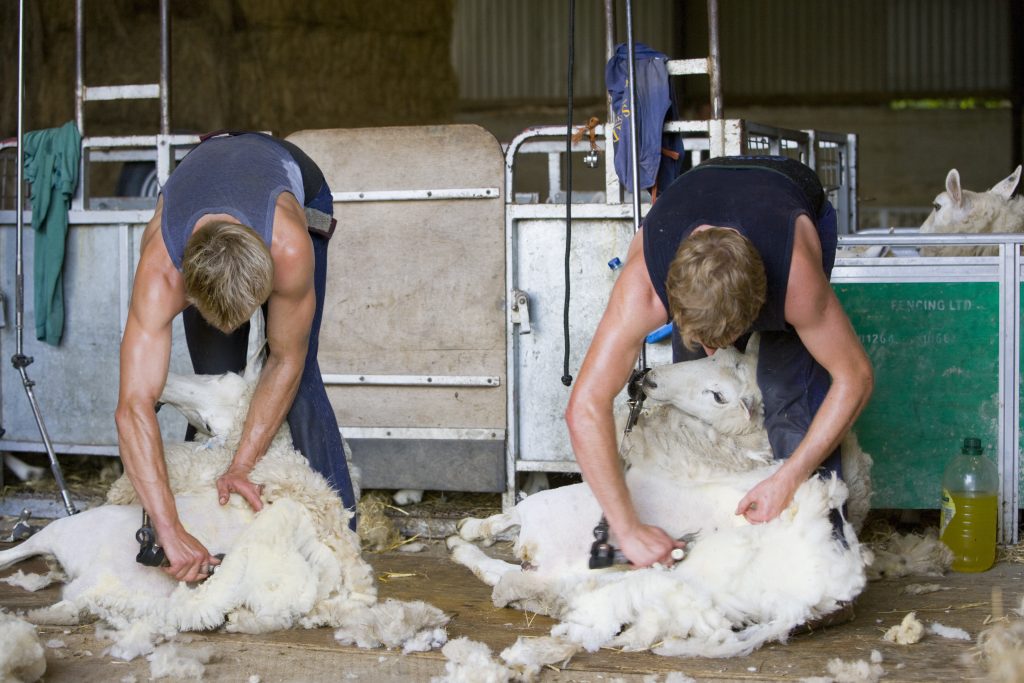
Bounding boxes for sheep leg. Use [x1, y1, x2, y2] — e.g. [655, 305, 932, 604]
[446, 536, 521, 586]
[0, 530, 52, 571]
[456, 509, 520, 547]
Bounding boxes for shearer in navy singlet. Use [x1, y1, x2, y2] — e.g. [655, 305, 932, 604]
[565, 156, 873, 569]
[117, 132, 355, 584]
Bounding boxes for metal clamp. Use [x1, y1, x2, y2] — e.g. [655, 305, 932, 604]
[511, 289, 532, 334]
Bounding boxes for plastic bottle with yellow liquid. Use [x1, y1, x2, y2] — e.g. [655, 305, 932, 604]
[939, 437, 999, 572]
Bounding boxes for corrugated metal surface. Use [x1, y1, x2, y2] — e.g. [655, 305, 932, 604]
[454, 0, 1012, 106]
[887, 0, 1009, 95]
[452, 0, 677, 103]
[718, 0, 1010, 101]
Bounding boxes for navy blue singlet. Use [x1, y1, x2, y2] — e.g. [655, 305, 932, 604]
[642, 156, 833, 332]
[160, 133, 306, 270]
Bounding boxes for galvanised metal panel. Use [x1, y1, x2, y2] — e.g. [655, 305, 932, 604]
[512, 216, 672, 464]
[0, 221, 192, 455]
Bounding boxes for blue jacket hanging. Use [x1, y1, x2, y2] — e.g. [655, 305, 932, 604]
[605, 42, 683, 197]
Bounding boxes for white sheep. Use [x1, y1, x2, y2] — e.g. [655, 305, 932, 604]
[0, 357, 447, 660]
[448, 334, 872, 658]
[918, 165, 1024, 256]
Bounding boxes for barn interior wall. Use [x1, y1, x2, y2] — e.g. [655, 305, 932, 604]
[0, 0, 1017, 216]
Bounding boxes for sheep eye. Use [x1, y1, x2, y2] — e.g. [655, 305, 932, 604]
[707, 390, 727, 405]
[933, 202, 941, 211]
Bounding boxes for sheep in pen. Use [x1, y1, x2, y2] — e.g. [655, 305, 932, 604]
[917, 165, 1024, 257]
[0, 351, 448, 662]
[448, 333, 874, 658]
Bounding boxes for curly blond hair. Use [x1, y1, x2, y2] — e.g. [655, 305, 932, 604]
[182, 221, 273, 333]
[666, 227, 766, 350]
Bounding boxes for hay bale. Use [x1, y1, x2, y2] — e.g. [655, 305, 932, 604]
[0, 0, 456, 141]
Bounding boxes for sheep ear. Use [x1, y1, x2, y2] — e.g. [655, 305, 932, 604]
[740, 395, 754, 421]
[945, 169, 963, 207]
[988, 165, 1022, 200]
[744, 332, 760, 362]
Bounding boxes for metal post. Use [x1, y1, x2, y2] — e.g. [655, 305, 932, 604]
[73, 0, 86, 211]
[156, 0, 172, 186]
[75, 0, 85, 135]
[623, 0, 646, 370]
[159, 0, 170, 137]
[603, 0, 620, 203]
[13, 0, 78, 517]
[707, 0, 723, 120]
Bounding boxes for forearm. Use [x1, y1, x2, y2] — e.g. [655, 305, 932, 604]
[115, 402, 179, 533]
[232, 351, 304, 468]
[567, 400, 639, 536]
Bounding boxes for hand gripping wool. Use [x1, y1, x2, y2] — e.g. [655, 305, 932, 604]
[0, 356, 448, 660]
[449, 334, 873, 658]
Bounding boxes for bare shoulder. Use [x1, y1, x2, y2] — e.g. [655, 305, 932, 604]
[135, 198, 182, 297]
[784, 214, 830, 327]
[269, 192, 314, 295]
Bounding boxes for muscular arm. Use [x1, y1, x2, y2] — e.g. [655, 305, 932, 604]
[216, 195, 315, 505]
[736, 215, 874, 522]
[565, 230, 686, 566]
[115, 205, 217, 581]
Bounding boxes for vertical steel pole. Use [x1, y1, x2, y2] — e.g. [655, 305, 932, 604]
[156, 0, 172, 186]
[707, 0, 723, 120]
[623, 0, 646, 370]
[74, 0, 85, 135]
[603, 0, 620, 202]
[72, 0, 86, 211]
[14, 0, 78, 517]
[15, 1, 26, 360]
[159, 0, 170, 137]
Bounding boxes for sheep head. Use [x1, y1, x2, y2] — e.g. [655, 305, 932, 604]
[160, 371, 253, 440]
[158, 349, 263, 442]
[920, 165, 1023, 236]
[641, 334, 761, 436]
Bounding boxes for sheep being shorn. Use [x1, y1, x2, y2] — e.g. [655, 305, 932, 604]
[0, 357, 448, 660]
[450, 334, 872, 658]
[918, 165, 1024, 256]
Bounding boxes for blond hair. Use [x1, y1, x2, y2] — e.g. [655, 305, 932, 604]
[666, 227, 766, 350]
[182, 221, 273, 333]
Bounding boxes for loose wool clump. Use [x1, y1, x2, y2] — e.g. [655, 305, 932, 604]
[966, 594, 1024, 682]
[0, 610, 47, 683]
[146, 642, 213, 680]
[929, 622, 971, 641]
[431, 638, 512, 683]
[0, 351, 447, 661]
[0, 569, 60, 592]
[431, 635, 581, 683]
[864, 528, 952, 580]
[450, 335, 872, 658]
[883, 612, 924, 645]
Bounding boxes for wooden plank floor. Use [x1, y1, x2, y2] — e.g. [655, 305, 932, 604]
[2, 538, 1021, 682]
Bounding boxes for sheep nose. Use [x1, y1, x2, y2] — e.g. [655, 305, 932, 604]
[643, 377, 658, 390]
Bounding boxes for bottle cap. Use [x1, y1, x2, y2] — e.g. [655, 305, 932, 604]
[962, 437, 983, 455]
[608, 257, 623, 271]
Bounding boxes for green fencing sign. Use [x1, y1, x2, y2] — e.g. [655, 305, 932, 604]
[834, 282, 1001, 509]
